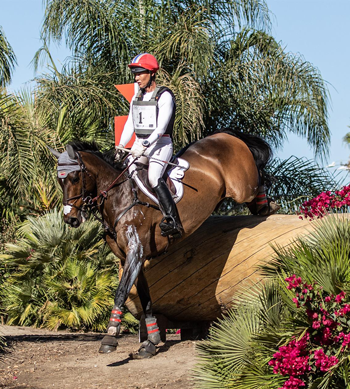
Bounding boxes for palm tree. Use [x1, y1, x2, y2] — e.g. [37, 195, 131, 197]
[37, 0, 330, 155]
[343, 131, 350, 145]
[0, 28, 60, 230]
[265, 156, 342, 213]
[0, 26, 16, 87]
[0, 208, 118, 331]
[0, 89, 61, 223]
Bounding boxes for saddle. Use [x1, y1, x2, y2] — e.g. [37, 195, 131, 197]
[130, 156, 190, 205]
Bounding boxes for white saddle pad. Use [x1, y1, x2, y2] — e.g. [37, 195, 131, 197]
[132, 158, 190, 205]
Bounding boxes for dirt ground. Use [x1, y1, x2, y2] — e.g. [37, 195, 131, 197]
[0, 325, 198, 389]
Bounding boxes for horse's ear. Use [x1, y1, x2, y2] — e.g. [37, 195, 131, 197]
[66, 145, 77, 160]
[47, 146, 61, 159]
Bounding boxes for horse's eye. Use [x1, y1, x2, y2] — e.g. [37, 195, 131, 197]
[70, 173, 80, 184]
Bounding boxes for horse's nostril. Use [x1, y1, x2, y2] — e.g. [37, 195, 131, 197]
[67, 217, 80, 227]
[72, 219, 80, 227]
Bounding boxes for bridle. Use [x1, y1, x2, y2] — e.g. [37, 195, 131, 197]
[60, 151, 129, 212]
[59, 150, 159, 240]
[61, 153, 94, 210]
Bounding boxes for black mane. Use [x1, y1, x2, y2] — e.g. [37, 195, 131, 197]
[68, 140, 120, 168]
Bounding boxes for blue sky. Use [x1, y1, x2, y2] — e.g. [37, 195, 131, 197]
[267, 0, 350, 174]
[1, 0, 350, 176]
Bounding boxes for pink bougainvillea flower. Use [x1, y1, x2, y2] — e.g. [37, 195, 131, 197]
[299, 185, 350, 220]
[335, 291, 346, 303]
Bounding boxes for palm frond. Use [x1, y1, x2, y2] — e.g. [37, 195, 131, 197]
[158, 64, 205, 148]
[260, 215, 350, 296]
[154, 5, 215, 78]
[0, 208, 119, 331]
[34, 64, 119, 149]
[0, 26, 17, 86]
[194, 280, 293, 389]
[266, 156, 341, 214]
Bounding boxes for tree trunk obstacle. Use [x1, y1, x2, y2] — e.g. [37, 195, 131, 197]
[121, 215, 313, 340]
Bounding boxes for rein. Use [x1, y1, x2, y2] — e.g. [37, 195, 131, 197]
[90, 157, 137, 204]
[65, 152, 130, 207]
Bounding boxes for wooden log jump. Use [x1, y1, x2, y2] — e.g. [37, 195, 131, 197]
[121, 215, 313, 335]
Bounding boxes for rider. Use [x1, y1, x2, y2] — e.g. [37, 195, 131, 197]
[115, 53, 183, 238]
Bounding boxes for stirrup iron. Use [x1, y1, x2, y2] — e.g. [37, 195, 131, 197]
[159, 215, 182, 237]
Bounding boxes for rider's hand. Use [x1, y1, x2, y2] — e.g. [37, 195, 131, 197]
[115, 145, 126, 163]
[131, 145, 147, 158]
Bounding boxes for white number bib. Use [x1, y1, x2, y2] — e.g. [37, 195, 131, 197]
[132, 104, 157, 131]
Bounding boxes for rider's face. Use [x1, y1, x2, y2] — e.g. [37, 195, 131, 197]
[134, 71, 153, 89]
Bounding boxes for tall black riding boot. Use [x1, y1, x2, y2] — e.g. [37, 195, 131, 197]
[153, 178, 183, 238]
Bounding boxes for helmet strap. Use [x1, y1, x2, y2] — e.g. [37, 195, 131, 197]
[142, 72, 155, 92]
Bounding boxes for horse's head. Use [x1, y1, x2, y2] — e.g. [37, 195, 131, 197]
[50, 145, 96, 228]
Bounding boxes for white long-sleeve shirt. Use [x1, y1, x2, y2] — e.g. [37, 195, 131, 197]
[119, 89, 174, 147]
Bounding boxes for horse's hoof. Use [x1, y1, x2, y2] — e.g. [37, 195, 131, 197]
[258, 200, 280, 216]
[130, 349, 154, 359]
[99, 344, 117, 354]
[99, 335, 118, 354]
[130, 340, 156, 359]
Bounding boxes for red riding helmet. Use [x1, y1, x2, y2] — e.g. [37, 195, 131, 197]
[128, 53, 159, 73]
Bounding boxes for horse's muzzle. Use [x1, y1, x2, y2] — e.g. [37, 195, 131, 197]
[66, 216, 81, 228]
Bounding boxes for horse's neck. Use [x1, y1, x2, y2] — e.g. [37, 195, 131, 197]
[82, 152, 125, 191]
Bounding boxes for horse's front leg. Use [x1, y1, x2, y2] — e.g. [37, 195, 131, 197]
[99, 228, 143, 354]
[130, 270, 161, 359]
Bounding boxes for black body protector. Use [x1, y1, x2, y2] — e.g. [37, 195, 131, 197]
[132, 86, 183, 239]
[132, 86, 175, 138]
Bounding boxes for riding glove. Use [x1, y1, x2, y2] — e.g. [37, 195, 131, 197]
[115, 145, 126, 163]
[131, 145, 147, 158]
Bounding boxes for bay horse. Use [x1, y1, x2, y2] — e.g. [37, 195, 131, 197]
[50, 130, 273, 358]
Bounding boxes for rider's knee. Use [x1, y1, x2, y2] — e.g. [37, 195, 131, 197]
[148, 175, 159, 188]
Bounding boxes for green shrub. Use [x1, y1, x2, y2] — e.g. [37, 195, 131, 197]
[0, 208, 119, 332]
[194, 215, 350, 389]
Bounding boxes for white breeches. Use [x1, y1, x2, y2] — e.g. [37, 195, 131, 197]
[128, 136, 173, 188]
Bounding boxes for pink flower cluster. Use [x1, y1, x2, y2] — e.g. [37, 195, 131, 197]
[285, 275, 313, 309]
[269, 276, 350, 388]
[285, 275, 304, 290]
[299, 184, 350, 220]
[26, 248, 35, 261]
[313, 349, 338, 372]
[281, 376, 305, 389]
[338, 332, 350, 350]
[269, 334, 310, 377]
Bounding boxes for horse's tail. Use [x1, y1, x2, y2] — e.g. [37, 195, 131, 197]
[217, 129, 272, 172]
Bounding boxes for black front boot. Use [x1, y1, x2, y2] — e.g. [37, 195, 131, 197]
[153, 178, 183, 238]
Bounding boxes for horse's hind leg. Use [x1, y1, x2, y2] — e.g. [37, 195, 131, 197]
[99, 235, 143, 354]
[131, 271, 161, 359]
[246, 185, 280, 216]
